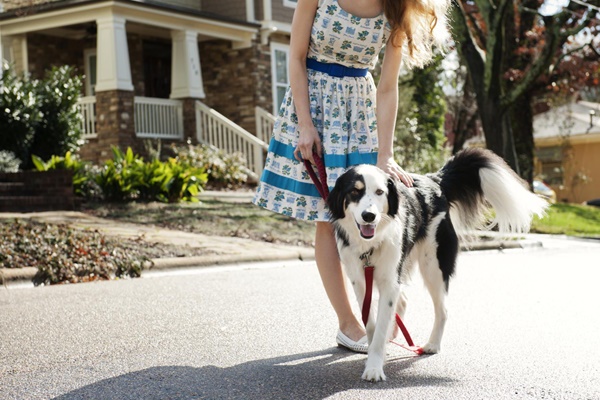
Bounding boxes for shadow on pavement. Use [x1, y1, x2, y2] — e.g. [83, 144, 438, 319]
[54, 349, 455, 400]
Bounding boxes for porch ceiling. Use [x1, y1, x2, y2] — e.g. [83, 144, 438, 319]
[0, 0, 258, 47]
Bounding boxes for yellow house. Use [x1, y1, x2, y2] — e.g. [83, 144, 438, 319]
[534, 100, 600, 204]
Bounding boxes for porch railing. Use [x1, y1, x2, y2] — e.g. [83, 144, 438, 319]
[196, 101, 268, 178]
[134, 97, 184, 139]
[255, 106, 275, 144]
[78, 96, 97, 138]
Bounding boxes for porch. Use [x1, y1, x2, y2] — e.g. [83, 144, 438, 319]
[1, 0, 276, 176]
[78, 96, 273, 177]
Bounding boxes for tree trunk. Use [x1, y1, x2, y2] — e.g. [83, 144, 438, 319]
[510, 95, 535, 185]
[479, 100, 520, 175]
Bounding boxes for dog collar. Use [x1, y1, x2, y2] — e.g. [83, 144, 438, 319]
[360, 248, 374, 268]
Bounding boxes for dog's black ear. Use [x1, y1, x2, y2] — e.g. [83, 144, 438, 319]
[387, 178, 399, 216]
[327, 179, 346, 220]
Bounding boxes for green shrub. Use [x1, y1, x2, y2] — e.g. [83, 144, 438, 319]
[0, 63, 83, 169]
[0, 62, 40, 167]
[0, 150, 21, 173]
[31, 151, 101, 198]
[96, 147, 145, 202]
[158, 158, 206, 202]
[172, 143, 250, 189]
[96, 147, 207, 203]
[28, 66, 83, 166]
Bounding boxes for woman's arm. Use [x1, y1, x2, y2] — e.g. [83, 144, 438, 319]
[289, 0, 321, 164]
[376, 40, 414, 187]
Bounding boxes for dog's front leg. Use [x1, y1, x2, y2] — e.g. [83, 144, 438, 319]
[362, 281, 399, 382]
[345, 266, 376, 342]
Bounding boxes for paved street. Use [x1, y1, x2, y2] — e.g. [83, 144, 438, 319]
[1, 236, 599, 400]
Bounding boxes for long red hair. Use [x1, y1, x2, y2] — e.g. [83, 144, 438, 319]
[383, 0, 450, 68]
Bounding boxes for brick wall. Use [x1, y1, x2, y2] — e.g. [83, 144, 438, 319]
[0, 170, 75, 212]
[27, 33, 89, 80]
[93, 90, 137, 161]
[200, 38, 273, 134]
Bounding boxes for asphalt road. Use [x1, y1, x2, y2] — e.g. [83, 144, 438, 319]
[1, 236, 599, 400]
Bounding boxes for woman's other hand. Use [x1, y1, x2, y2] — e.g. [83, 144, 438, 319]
[377, 156, 414, 187]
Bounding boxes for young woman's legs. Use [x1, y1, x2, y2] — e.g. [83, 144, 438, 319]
[315, 221, 365, 341]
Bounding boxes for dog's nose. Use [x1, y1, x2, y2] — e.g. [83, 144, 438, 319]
[362, 211, 376, 223]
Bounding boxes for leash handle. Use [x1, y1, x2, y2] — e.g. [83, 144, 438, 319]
[304, 152, 329, 200]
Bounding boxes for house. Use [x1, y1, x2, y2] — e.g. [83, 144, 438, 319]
[533, 100, 600, 204]
[0, 0, 295, 176]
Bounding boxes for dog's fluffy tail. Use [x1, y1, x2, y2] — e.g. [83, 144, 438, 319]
[437, 148, 548, 235]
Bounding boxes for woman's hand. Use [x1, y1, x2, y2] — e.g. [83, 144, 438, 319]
[377, 156, 414, 187]
[294, 122, 322, 164]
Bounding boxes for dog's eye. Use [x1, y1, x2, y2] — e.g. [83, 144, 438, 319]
[375, 189, 384, 196]
[350, 189, 360, 196]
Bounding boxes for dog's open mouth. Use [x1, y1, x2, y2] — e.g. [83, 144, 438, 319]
[357, 223, 376, 239]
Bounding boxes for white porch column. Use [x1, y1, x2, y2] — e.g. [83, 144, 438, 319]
[95, 16, 133, 92]
[170, 30, 205, 99]
[1, 34, 28, 75]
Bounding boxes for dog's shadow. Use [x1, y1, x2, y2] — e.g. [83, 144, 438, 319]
[53, 348, 455, 400]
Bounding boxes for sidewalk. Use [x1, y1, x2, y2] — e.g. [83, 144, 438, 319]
[0, 192, 544, 284]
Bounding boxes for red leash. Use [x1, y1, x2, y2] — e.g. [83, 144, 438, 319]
[305, 153, 422, 356]
[362, 261, 423, 356]
[303, 152, 329, 200]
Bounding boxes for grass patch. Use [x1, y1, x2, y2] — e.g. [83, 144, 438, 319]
[532, 203, 600, 238]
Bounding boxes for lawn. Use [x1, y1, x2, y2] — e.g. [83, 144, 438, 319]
[531, 203, 600, 238]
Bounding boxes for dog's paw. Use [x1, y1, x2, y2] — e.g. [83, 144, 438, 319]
[362, 367, 386, 382]
[421, 342, 441, 354]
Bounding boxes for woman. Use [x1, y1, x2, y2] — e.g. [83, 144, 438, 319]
[253, 0, 450, 352]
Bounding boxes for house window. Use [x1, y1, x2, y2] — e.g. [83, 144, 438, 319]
[84, 49, 97, 96]
[536, 146, 564, 185]
[283, 0, 298, 8]
[271, 42, 290, 113]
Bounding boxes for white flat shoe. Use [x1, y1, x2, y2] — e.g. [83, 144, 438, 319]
[336, 330, 368, 354]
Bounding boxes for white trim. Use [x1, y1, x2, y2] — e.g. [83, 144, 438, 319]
[0, 1, 257, 48]
[263, 0, 272, 21]
[19, 34, 28, 74]
[246, 0, 256, 22]
[283, 0, 298, 8]
[95, 15, 133, 92]
[83, 48, 97, 96]
[170, 30, 205, 99]
[196, 100, 267, 178]
[270, 42, 290, 114]
[78, 96, 97, 138]
[536, 132, 600, 147]
[134, 96, 184, 139]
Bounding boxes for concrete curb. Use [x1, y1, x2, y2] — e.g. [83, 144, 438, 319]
[461, 239, 543, 251]
[0, 240, 540, 285]
[0, 267, 38, 284]
[150, 249, 315, 270]
[0, 249, 316, 284]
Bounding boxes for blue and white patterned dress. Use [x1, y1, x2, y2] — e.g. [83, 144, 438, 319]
[253, 0, 392, 221]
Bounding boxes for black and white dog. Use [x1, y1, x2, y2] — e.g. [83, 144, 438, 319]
[327, 148, 548, 382]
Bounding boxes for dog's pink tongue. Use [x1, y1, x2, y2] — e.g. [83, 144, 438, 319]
[360, 224, 376, 238]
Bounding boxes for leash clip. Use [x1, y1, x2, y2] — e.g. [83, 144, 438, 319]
[360, 248, 374, 268]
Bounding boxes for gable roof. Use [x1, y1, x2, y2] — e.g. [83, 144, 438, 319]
[0, 0, 258, 28]
[534, 100, 600, 145]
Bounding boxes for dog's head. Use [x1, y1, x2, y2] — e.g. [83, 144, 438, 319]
[328, 165, 399, 241]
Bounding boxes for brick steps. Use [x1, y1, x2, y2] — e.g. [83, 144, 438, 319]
[0, 171, 75, 212]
